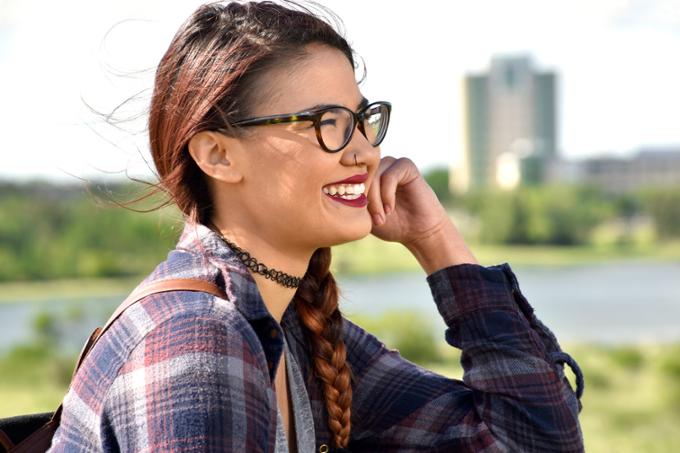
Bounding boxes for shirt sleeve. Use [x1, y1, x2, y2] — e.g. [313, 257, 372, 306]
[345, 262, 585, 453]
[100, 313, 274, 452]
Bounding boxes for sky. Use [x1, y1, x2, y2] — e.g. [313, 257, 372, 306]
[1, 0, 679, 183]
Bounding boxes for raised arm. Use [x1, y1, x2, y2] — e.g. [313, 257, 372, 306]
[355, 157, 584, 452]
[345, 260, 584, 452]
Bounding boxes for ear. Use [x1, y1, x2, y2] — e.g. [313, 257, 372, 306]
[187, 131, 244, 184]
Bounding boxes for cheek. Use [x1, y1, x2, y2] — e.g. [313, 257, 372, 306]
[252, 159, 322, 210]
[248, 139, 338, 218]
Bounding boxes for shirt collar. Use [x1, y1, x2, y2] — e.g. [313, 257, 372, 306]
[173, 219, 305, 339]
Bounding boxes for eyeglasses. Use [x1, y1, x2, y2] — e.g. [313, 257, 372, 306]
[216, 100, 391, 153]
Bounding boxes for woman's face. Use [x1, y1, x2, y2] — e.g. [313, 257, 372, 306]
[225, 43, 382, 251]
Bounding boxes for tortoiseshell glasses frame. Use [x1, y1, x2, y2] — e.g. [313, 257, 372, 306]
[216, 100, 392, 153]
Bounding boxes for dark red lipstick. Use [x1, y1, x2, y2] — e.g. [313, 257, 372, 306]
[324, 173, 368, 186]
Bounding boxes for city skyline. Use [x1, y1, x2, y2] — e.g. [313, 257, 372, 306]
[1, 0, 680, 182]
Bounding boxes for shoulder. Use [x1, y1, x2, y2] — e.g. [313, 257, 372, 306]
[53, 289, 275, 451]
[68, 287, 264, 413]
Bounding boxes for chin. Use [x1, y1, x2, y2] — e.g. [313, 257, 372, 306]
[318, 219, 372, 248]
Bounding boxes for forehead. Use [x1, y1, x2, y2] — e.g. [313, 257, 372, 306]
[253, 43, 363, 114]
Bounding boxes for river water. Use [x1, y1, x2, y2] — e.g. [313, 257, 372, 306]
[1, 261, 679, 353]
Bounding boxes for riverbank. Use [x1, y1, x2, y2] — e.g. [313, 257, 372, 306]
[2, 240, 679, 304]
[331, 236, 680, 275]
[0, 275, 142, 304]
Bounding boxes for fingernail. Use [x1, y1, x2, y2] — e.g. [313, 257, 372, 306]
[384, 204, 392, 215]
[373, 213, 383, 224]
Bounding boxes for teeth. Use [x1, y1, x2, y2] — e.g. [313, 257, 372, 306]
[323, 183, 365, 197]
[337, 193, 361, 200]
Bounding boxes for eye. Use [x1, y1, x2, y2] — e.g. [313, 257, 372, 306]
[319, 108, 345, 127]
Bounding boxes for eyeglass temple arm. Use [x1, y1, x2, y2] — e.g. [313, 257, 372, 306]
[231, 112, 319, 127]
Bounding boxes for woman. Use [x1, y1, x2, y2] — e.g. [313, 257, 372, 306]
[48, 1, 584, 452]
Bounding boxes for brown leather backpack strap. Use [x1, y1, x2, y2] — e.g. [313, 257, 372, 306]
[101, 278, 228, 336]
[70, 278, 228, 378]
[70, 328, 102, 382]
[0, 429, 15, 450]
[9, 279, 228, 453]
[6, 418, 58, 453]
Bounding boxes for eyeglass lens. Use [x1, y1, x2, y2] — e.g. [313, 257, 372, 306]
[318, 109, 352, 151]
[319, 104, 389, 151]
[363, 104, 388, 145]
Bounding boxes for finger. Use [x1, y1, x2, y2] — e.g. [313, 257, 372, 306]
[367, 157, 395, 224]
[380, 157, 415, 215]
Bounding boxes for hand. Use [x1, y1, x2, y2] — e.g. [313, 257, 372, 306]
[366, 156, 478, 271]
[366, 156, 446, 244]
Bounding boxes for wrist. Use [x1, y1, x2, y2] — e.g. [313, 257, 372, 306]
[404, 220, 479, 274]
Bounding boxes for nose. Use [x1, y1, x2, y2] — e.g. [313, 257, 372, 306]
[341, 123, 378, 167]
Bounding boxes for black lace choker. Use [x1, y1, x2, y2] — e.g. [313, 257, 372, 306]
[209, 225, 303, 289]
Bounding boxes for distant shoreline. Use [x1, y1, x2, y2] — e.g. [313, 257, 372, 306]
[1, 241, 679, 303]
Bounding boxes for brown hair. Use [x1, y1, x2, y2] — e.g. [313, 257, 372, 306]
[128, 1, 361, 448]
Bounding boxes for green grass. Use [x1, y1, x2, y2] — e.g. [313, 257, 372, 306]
[471, 240, 680, 267]
[0, 275, 143, 304]
[0, 344, 74, 415]
[330, 234, 680, 276]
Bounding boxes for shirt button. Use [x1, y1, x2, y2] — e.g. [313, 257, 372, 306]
[270, 328, 279, 338]
[318, 444, 329, 453]
[267, 360, 273, 369]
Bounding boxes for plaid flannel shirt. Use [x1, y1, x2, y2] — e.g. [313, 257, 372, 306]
[48, 220, 584, 453]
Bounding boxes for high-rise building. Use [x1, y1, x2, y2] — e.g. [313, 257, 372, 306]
[452, 55, 558, 193]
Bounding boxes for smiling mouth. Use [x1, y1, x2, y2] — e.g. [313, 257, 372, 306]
[322, 182, 366, 200]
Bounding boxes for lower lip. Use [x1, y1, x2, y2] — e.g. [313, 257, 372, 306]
[324, 192, 368, 207]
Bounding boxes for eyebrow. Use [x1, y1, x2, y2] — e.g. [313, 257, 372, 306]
[305, 96, 369, 112]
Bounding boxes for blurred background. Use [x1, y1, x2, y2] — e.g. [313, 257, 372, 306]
[1, 1, 679, 451]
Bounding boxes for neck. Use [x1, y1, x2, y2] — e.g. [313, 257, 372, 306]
[210, 220, 311, 324]
[252, 273, 300, 323]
